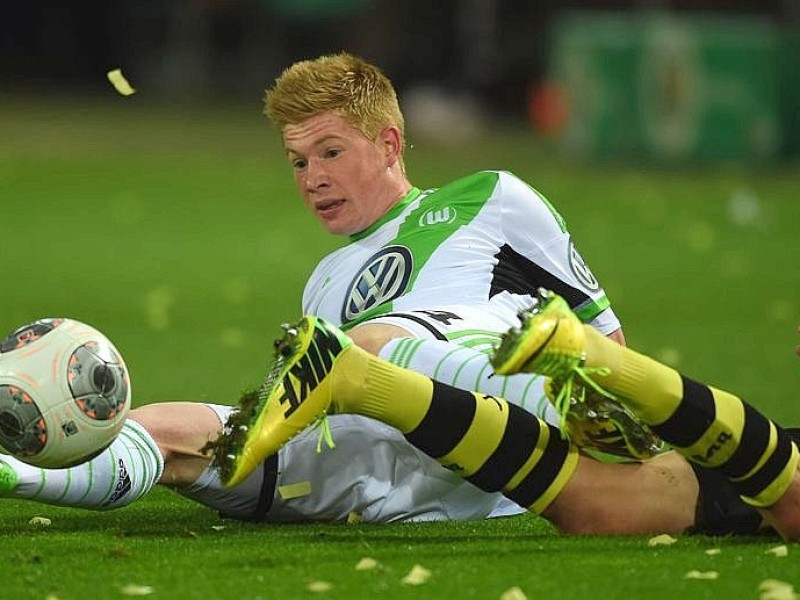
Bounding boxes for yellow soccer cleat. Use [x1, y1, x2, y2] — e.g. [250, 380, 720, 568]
[547, 377, 666, 460]
[491, 288, 587, 378]
[209, 316, 353, 487]
[492, 289, 635, 446]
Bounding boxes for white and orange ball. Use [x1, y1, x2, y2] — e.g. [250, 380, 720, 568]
[0, 318, 130, 468]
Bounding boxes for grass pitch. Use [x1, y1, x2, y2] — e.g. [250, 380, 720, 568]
[1, 95, 799, 599]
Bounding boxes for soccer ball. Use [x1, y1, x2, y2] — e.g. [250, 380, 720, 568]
[0, 318, 130, 468]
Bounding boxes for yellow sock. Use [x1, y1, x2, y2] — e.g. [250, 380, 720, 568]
[583, 325, 681, 424]
[331, 345, 431, 433]
[581, 324, 799, 507]
[330, 345, 577, 513]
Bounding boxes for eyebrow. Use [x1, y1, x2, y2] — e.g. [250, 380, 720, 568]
[285, 134, 344, 156]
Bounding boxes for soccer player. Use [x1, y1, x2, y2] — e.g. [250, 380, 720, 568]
[212, 52, 799, 537]
[1, 52, 777, 537]
[213, 295, 800, 540]
[1, 52, 637, 526]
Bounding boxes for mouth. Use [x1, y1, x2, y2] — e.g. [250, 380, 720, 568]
[315, 198, 345, 216]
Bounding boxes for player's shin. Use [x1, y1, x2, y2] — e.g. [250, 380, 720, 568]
[251, 332, 579, 512]
[402, 385, 579, 514]
[0, 420, 163, 509]
[580, 325, 800, 511]
[336, 351, 578, 514]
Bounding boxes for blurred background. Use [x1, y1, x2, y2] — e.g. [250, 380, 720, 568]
[3, 0, 800, 160]
[2, 1, 799, 422]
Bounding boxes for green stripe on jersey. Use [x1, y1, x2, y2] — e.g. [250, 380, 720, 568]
[574, 295, 610, 322]
[344, 172, 500, 327]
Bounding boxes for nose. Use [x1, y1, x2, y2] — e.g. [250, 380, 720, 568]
[304, 158, 329, 194]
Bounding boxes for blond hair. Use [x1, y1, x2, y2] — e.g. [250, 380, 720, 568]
[264, 53, 405, 147]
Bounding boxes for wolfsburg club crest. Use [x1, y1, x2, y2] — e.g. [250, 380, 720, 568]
[342, 246, 413, 322]
[568, 237, 600, 291]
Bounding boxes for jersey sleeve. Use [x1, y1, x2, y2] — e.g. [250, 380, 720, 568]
[495, 171, 621, 334]
[301, 252, 338, 315]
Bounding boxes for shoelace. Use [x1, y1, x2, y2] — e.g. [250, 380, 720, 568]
[312, 414, 336, 453]
[551, 365, 614, 437]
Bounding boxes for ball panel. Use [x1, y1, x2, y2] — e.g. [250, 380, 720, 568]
[0, 318, 65, 354]
[0, 384, 48, 457]
[67, 342, 129, 421]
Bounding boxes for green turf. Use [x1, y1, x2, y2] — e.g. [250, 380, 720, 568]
[1, 95, 799, 598]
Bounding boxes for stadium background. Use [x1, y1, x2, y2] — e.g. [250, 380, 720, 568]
[2, 2, 800, 598]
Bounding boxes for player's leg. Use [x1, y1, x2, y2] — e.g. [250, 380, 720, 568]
[130, 402, 221, 489]
[212, 316, 703, 533]
[359, 321, 769, 533]
[0, 417, 163, 509]
[131, 402, 289, 521]
[492, 290, 800, 539]
[159, 403, 279, 520]
[0, 402, 231, 512]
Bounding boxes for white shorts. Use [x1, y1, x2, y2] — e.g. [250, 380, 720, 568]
[364, 292, 620, 347]
[178, 404, 525, 523]
[363, 298, 525, 354]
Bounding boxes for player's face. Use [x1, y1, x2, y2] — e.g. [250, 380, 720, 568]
[283, 112, 405, 236]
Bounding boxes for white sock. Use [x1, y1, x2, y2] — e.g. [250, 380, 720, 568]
[379, 338, 559, 425]
[2, 419, 164, 510]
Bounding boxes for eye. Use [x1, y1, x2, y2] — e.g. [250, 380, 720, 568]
[291, 157, 307, 170]
[324, 148, 341, 159]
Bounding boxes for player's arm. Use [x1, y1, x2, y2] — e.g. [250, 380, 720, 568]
[496, 171, 623, 341]
[608, 327, 626, 346]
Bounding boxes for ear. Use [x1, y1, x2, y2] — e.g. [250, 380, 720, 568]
[377, 126, 403, 167]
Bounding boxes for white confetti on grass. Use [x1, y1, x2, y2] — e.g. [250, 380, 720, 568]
[401, 564, 432, 585]
[306, 581, 332, 593]
[705, 548, 722, 556]
[759, 579, 798, 600]
[500, 586, 528, 600]
[355, 557, 379, 571]
[346, 511, 363, 525]
[684, 570, 719, 580]
[765, 545, 789, 557]
[647, 534, 677, 546]
[107, 68, 136, 96]
[120, 584, 154, 596]
[28, 516, 51, 527]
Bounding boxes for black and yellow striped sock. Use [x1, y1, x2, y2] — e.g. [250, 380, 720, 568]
[582, 326, 799, 507]
[333, 346, 578, 514]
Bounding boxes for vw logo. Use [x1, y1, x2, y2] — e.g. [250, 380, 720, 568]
[342, 246, 413, 322]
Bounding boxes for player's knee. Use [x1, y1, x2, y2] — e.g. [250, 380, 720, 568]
[348, 323, 413, 355]
[129, 403, 196, 463]
[129, 405, 171, 451]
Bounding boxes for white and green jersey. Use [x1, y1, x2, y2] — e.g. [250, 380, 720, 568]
[303, 170, 619, 344]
